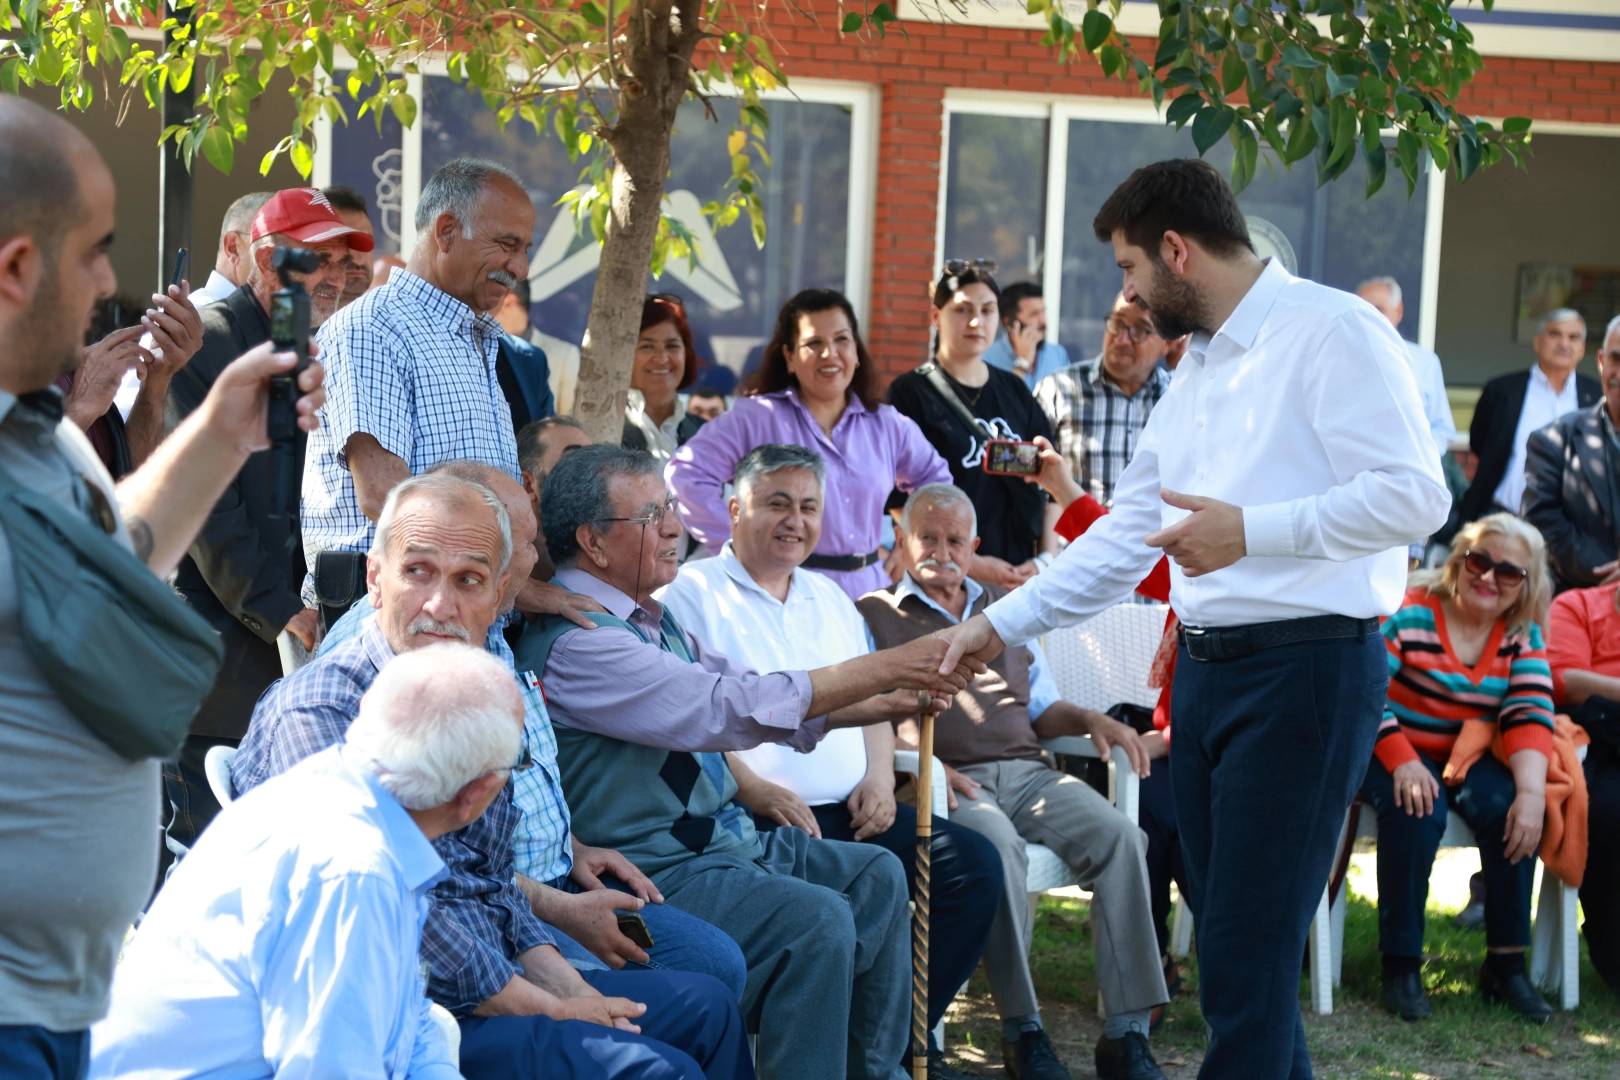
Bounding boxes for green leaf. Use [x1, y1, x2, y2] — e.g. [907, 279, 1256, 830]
[289, 139, 313, 179]
[841, 12, 861, 33]
[1397, 127, 1421, 180]
[1220, 49, 1245, 95]
[1275, 91, 1304, 123]
[389, 91, 416, 129]
[579, 1, 605, 25]
[1457, 130, 1482, 181]
[0, 59, 20, 96]
[1317, 0, 1349, 15]
[1099, 44, 1124, 77]
[1191, 105, 1234, 154]
[1502, 116, 1531, 134]
[1082, 9, 1112, 51]
[1324, 101, 1358, 173]
[200, 123, 233, 174]
[1326, 71, 1358, 99]
[1281, 44, 1324, 69]
[1165, 94, 1202, 127]
[1154, 35, 1187, 70]
[1363, 140, 1386, 197]
[1232, 3, 1250, 27]
[1367, 39, 1391, 76]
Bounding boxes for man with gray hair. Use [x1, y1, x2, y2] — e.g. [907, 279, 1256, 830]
[90, 644, 522, 1079]
[1356, 276, 1456, 461]
[857, 483, 1165, 1080]
[234, 470, 751, 1080]
[1460, 306, 1600, 526]
[1523, 313, 1620, 591]
[658, 445, 1002, 1080]
[302, 157, 542, 628]
[517, 443, 986, 1080]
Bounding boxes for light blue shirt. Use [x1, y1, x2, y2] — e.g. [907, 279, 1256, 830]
[320, 601, 575, 884]
[983, 335, 1071, 390]
[893, 572, 1061, 721]
[89, 743, 458, 1080]
[1401, 339, 1456, 458]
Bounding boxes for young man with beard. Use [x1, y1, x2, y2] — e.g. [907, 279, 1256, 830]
[935, 159, 1450, 1080]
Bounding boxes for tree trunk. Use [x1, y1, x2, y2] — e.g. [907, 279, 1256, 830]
[571, 0, 702, 445]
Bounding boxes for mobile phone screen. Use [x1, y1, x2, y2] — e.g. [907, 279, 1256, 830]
[984, 440, 1041, 476]
[269, 294, 298, 345]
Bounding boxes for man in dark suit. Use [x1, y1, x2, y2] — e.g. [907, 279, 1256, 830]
[1524, 315, 1620, 592]
[158, 188, 373, 878]
[1458, 308, 1600, 527]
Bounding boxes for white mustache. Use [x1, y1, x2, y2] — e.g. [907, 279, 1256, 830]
[407, 617, 470, 642]
[488, 270, 519, 289]
[917, 557, 962, 573]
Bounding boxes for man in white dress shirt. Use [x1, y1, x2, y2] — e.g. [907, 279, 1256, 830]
[89, 643, 524, 1080]
[656, 444, 1001, 1080]
[937, 159, 1451, 1080]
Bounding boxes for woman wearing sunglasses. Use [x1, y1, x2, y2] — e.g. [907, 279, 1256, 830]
[1363, 513, 1556, 1023]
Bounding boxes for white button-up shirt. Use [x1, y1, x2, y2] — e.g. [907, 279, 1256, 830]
[657, 542, 871, 805]
[1492, 362, 1582, 514]
[1402, 339, 1456, 458]
[986, 258, 1450, 641]
[89, 743, 457, 1080]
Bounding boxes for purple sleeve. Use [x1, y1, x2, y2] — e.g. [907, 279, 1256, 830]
[545, 623, 824, 752]
[885, 406, 952, 493]
[667, 404, 757, 554]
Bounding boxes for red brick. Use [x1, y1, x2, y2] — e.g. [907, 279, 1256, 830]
[1571, 106, 1610, 123]
[1553, 60, 1592, 76]
[1513, 57, 1553, 73]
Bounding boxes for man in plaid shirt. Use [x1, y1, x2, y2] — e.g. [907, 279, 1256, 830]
[237, 472, 753, 1080]
[1033, 294, 1173, 508]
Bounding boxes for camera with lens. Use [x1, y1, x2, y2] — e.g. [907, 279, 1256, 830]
[268, 247, 321, 518]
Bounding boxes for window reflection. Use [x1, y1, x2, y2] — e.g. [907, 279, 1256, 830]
[944, 113, 1048, 286]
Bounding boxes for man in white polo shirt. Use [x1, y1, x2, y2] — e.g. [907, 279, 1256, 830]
[657, 443, 1000, 1080]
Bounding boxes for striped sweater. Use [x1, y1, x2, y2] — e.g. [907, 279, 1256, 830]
[1375, 587, 1556, 771]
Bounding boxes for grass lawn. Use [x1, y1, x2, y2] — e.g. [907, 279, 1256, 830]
[941, 888, 1619, 1079]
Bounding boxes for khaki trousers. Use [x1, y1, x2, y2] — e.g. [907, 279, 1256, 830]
[952, 758, 1168, 1019]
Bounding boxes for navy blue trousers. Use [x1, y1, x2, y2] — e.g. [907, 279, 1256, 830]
[458, 968, 755, 1080]
[1139, 758, 1187, 958]
[0, 1027, 87, 1080]
[802, 800, 1002, 1032]
[1361, 753, 1533, 956]
[1171, 632, 1385, 1080]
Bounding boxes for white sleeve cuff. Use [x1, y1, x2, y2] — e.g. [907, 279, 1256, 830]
[1242, 502, 1297, 559]
[984, 587, 1041, 648]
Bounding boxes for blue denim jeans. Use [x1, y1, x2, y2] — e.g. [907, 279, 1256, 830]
[1361, 751, 1534, 956]
[0, 1026, 88, 1080]
[545, 874, 748, 1000]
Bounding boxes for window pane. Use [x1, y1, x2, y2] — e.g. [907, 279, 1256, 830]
[329, 92, 405, 259]
[1059, 118, 1428, 356]
[419, 78, 852, 383]
[943, 113, 1048, 283]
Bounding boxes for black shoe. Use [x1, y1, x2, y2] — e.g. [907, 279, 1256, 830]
[1095, 1030, 1167, 1080]
[1382, 971, 1431, 1021]
[927, 1047, 976, 1079]
[1454, 899, 1487, 929]
[1002, 1027, 1072, 1080]
[1479, 961, 1553, 1024]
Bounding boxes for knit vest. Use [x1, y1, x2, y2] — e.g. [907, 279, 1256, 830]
[515, 606, 761, 880]
[856, 582, 1044, 767]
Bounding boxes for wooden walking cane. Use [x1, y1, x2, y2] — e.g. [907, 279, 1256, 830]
[911, 699, 938, 1080]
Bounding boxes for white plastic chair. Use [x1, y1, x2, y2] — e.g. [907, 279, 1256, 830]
[204, 745, 236, 806]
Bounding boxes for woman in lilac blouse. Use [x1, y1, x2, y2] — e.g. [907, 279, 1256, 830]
[668, 288, 950, 600]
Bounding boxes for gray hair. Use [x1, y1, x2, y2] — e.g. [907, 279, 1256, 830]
[370, 472, 513, 576]
[1539, 307, 1585, 336]
[345, 644, 524, 810]
[517, 415, 586, 481]
[541, 444, 662, 567]
[900, 483, 978, 538]
[734, 444, 827, 500]
[415, 158, 525, 238]
[1356, 275, 1401, 306]
[222, 191, 274, 237]
[1602, 314, 1620, 356]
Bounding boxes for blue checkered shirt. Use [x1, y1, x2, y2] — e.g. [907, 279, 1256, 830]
[232, 618, 555, 1016]
[301, 269, 521, 603]
[1033, 355, 1171, 507]
[319, 602, 575, 885]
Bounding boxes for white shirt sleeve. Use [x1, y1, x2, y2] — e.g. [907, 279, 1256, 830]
[1241, 311, 1451, 562]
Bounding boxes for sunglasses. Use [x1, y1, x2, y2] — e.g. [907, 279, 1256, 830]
[649, 292, 686, 309]
[943, 258, 998, 276]
[1463, 549, 1528, 586]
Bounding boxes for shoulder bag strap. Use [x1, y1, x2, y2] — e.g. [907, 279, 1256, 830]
[916, 361, 991, 442]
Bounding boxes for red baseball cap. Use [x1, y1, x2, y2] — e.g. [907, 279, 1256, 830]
[251, 188, 375, 252]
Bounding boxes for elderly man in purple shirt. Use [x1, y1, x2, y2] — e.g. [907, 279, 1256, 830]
[514, 444, 982, 1080]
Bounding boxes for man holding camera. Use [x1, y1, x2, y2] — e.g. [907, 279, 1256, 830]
[162, 188, 371, 873]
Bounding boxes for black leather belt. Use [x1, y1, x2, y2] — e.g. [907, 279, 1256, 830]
[803, 550, 882, 572]
[1179, 615, 1379, 662]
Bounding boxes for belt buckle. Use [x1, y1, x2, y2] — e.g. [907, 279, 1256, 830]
[1184, 625, 1215, 662]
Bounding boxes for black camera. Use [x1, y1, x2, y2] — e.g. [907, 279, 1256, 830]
[268, 247, 320, 519]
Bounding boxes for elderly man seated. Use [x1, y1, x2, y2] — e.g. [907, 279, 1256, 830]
[90, 645, 519, 1079]
[319, 460, 747, 995]
[658, 444, 1002, 1079]
[235, 471, 752, 1080]
[514, 444, 981, 1080]
[1546, 580, 1620, 994]
[857, 484, 1167, 1080]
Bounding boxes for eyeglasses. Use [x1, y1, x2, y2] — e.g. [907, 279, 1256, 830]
[649, 292, 686, 309]
[1105, 316, 1159, 344]
[509, 738, 534, 772]
[942, 258, 998, 277]
[1463, 549, 1529, 586]
[596, 495, 679, 530]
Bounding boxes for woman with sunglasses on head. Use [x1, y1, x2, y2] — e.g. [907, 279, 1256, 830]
[624, 295, 706, 464]
[1363, 513, 1557, 1024]
[887, 262, 1057, 591]
[668, 288, 951, 600]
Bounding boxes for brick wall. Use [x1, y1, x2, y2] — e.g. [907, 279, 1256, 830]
[737, 0, 1620, 379]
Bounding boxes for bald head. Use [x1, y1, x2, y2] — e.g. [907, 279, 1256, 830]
[429, 461, 540, 606]
[0, 96, 95, 256]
